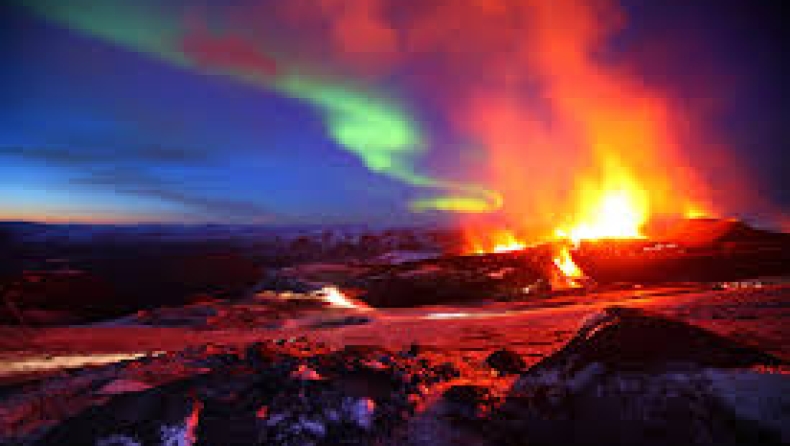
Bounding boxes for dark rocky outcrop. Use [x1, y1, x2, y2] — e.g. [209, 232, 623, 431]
[492, 307, 788, 446]
[37, 378, 200, 446]
[486, 348, 527, 375]
[350, 249, 552, 307]
[26, 339, 457, 446]
[530, 306, 783, 373]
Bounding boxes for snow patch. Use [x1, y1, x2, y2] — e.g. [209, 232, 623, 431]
[344, 397, 376, 429]
[297, 417, 326, 437]
[160, 424, 192, 446]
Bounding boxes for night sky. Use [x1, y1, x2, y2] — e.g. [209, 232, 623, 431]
[1, 0, 787, 226]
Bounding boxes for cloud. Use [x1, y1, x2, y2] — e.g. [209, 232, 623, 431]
[72, 168, 273, 220]
[0, 146, 100, 165]
[0, 144, 211, 166]
[1, 145, 273, 221]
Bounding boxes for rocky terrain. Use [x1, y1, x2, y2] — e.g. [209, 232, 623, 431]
[0, 222, 449, 325]
[1, 301, 788, 446]
[1, 219, 789, 445]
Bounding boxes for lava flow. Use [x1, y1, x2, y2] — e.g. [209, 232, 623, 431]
[467, 172, 658, 284]
[551, 175, 650, 282]
[553, 246, 583, 279]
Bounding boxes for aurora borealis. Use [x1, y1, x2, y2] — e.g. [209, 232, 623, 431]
[1, 0, 787, 225]
[5, 0, 501, 219]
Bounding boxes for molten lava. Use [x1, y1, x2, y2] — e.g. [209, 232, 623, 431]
[466, 172, 655, 284]
[469, 230, 527, 255]
[553, 246, 583, 278]
[556, 191, 645, 243]
[547, 177, 649, 283]
[555, 163, 649, 245]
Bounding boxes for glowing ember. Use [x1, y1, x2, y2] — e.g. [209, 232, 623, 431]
[469, 230, 526, 254]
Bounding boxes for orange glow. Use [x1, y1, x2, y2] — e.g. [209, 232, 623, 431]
[467, 229, 527, 255]
[0, 210, 171, 225]
[684, 205, 709, 219]
[457, 0, 724, 255]
[554, 161, 648, 245]
[553, 246, 583, 278]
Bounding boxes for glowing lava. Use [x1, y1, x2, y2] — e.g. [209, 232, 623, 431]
[555, 164, 649, 245]
[549, 173, 648, 283]
[469, 230, 527, 255]
[466, 173, 653, 285]
[553, 246, 583, 278]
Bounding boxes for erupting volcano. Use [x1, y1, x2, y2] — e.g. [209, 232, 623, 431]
[2, 0, 789, 445]
[465, 161, 708, 283]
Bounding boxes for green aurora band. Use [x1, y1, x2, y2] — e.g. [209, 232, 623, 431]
[20, 0, 502, 213]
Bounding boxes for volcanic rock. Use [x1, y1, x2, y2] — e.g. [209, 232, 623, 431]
[36, 378, 200, 446]
[575, 218, 790, 284]
[308, 315, 372, 329]
[432, 362, 461, 380]
[442, 385, 493, 419]
[660, 217, 790, 247]
[485, 348, 526, 374]
[351, 250, 550, 307]
[0, 270, 120, 325]
[400, 343, 422, 358]
[531, 306, 782, 373]
[20, 338, 459, 446]
[245, 341, 281, 370]
[494, 307, 789, 446]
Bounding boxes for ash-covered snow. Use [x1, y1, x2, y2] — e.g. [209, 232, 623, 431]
[345, 397, 376, 429]
[159, 423, 193, 446]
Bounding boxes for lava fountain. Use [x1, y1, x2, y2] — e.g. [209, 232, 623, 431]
[465, 165, 662, 284]
[554, 166, 649, 245]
